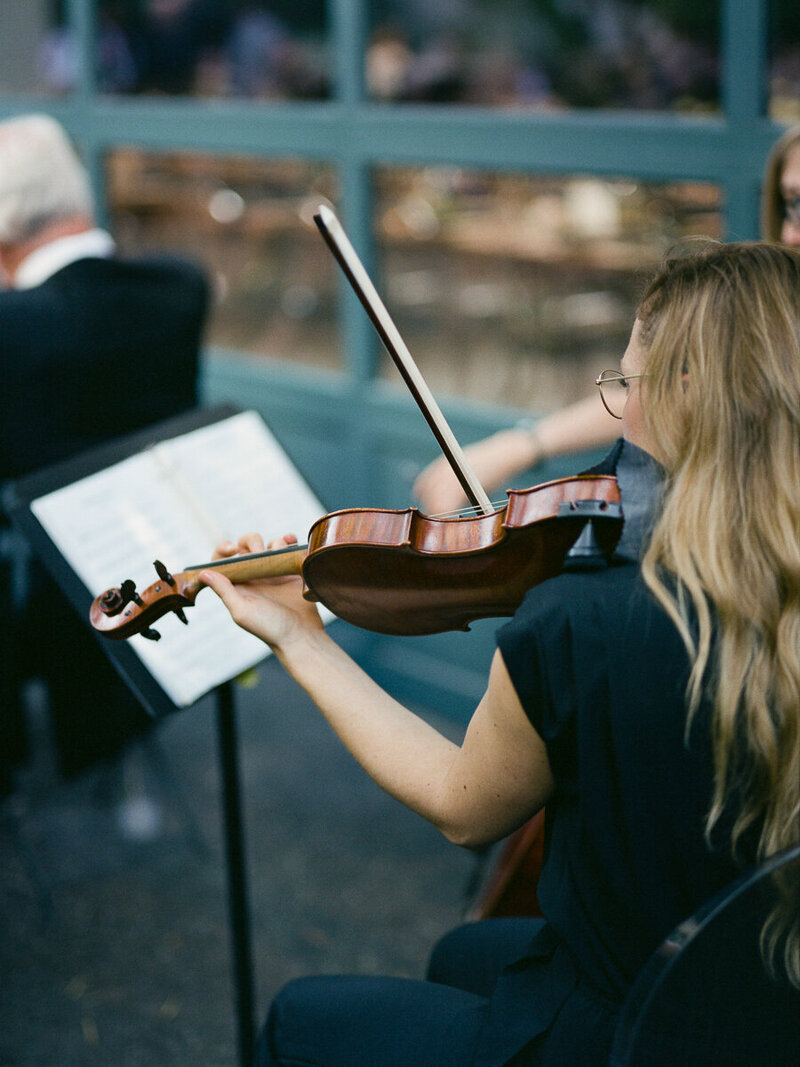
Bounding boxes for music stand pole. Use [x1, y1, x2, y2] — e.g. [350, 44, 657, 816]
[215, 681, 256, 1066]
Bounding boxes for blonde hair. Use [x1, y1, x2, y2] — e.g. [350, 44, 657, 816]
[0, 113, 93, 245]
[761, 123, 800, 242]
[638, 242, 800, 986]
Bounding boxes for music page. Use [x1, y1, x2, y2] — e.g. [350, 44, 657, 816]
[30, 411, 328, 707]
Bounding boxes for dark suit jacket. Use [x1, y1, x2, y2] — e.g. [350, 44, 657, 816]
[1, 253, 209, 777]
[0, 254, 208, 479]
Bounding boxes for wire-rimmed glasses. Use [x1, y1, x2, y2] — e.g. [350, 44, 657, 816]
[784, 196, 800, 228]
[595, 369, 646, 419]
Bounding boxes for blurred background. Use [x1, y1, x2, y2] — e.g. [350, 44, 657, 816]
[5, 3, 797, 429]
[1, 2, 797, 1063]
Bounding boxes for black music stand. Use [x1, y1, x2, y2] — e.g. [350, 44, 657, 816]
[4, 403, 325, 1067]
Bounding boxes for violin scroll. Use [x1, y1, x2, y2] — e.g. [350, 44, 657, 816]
[90, 559, 201, 641]
[90, 544, 309, 641]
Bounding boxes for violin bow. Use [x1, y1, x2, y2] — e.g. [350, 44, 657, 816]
[314, 205, 494, 516]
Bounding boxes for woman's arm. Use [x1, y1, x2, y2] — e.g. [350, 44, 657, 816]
[413, 393, 619, 515]
[200, 534, 554, 849]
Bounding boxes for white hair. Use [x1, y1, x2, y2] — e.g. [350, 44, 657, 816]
[0, 113, 94, 245]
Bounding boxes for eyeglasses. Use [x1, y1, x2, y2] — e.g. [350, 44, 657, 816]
[595, 369, 647, 419]
[784, 196, 800, 228]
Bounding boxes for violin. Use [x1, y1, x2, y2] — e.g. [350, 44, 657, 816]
[91, 207, 622, 642]
[90, 474, 622, 641]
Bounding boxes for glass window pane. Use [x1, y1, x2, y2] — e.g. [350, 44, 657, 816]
[97, 1, 329, 98]
[0, 0, 61, 94]
[770, 3, 800, 121]
[107, 149, 341, 371]
[375, 167, 722, 410]
[368, 0, 720, 111]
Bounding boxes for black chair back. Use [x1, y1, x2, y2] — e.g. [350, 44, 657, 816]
[610, 843, 800, 1067]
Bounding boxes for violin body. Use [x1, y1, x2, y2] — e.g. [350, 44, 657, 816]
[90, 474, 622, 641]
[470, 811, 546, 920]
[303, 474, 622, 635]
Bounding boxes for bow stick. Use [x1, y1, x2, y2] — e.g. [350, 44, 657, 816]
[314, 205, 494, 517]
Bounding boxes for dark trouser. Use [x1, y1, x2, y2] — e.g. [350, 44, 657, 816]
[254, 918, 544, 1067]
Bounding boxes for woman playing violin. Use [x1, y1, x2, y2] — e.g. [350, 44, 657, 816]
[200, 241, 800, 1066]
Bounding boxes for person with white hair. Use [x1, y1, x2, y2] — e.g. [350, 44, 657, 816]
[0, 113, 209, 786]
[0, 113, 209, 475]
[0, 113, 96, 272]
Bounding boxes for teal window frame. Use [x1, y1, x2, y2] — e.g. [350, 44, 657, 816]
[0, 1, 779, 387]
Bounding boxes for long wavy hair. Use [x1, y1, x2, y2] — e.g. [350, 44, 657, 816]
[638, 242, 800, 986]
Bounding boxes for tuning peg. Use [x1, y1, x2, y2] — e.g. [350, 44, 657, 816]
[120, 579, 144, 606]
[153, 560, 176, 586]
[173, 608, 189, 625]
[99, 588, 126, 616]
[140, 627, 161, 641]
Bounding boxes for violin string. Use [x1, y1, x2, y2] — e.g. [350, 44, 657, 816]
[428, 499, 506, 520]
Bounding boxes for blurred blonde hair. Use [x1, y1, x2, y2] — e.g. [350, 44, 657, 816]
[761, 123, 800, 242]
[638, 241, 800, 986]
[0, 113, 93, 245]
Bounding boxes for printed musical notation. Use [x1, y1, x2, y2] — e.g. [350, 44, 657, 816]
[31, 411, 329, 706]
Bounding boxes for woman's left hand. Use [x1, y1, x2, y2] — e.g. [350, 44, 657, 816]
[199, 532, 324, 651]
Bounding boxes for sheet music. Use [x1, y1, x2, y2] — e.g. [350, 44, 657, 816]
[30, 411, 328, 707]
